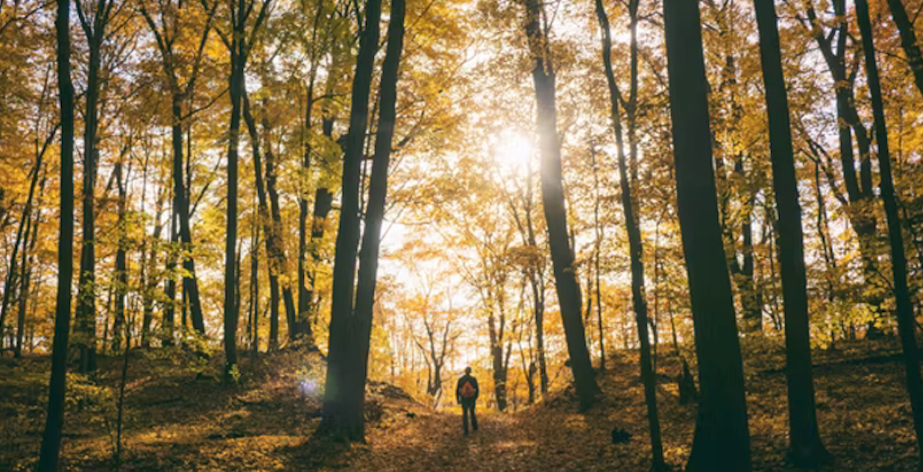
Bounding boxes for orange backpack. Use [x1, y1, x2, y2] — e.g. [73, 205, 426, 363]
[460, 379, 476, 399]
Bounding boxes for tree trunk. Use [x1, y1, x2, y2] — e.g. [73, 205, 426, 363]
[582, 268, 591, 326]
[754, 1, 829, 465]
[530, 271, 548, 395]
[298, 127, 310, 340]
[809, 0, 882, 327]
[139, 1, 212, 339]
[739, 160, 760, 334]
[302, 27, 343, 344]
[38, 0, 76, 466]
[590, 148, 605, 372]
[488, 292, 509, 411]
[171, 96, 207, 335]
[111, 161, 128, 352]
[101, 285, 112, 352]
[262, 110, 298, 343]
[141, 186, 164, 348]
[296, 0, 327, 346]
[113, 296, 132, 469]
[527, 361, 536, 404]
[493, 354, 508, 410]
[521, 161, 549, 396]
[523, 0, 599, 410]
[512, 151, 550, 396]
[813, 162, 838, 303]
[596, 0, 666, 464]
[242, 96, 283, 350]
[76, 23, 104, 374]
[308, 162, 338, 340]
[249, 203, 260, 355]
[14, 202, 38, 359]
[224, 18, 245, 382]
[164, 210, 177, 346]
[887, 0, 923, 99]
[856, 1, 923, 465]
[662, 1, 751, 470]
[320, 0, 383, 440]
[595, 0, 664, 466]
[341, 0, 405, 437]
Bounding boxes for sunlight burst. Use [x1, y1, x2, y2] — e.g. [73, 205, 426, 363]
[492, 129, 534, 174]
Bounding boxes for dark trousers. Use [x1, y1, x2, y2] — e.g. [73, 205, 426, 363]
[462, 399, 478, 434]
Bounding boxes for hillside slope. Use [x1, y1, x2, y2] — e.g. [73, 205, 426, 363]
[1, 339, 919, 471]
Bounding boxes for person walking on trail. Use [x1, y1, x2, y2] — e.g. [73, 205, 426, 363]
[456, 367, 479, 435]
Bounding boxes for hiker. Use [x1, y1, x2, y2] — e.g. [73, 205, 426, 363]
[456, 366, 479, 435]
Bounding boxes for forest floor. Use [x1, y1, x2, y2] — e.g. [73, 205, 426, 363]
[1, 337, 921, 471]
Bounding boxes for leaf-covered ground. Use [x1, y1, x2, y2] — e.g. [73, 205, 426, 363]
[1, 338, 921, 471]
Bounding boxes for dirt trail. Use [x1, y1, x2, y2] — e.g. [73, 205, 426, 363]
[345, 410, 548, 472]
[334, 398, 652, 472]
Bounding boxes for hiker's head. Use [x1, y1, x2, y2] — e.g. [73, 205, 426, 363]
[465, 366, 472, 375]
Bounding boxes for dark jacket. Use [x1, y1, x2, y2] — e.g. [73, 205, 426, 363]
[456, 374, 479, 403]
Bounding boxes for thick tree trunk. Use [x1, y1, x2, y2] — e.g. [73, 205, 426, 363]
[887, 0, 923, 100]
[76, 29, 103, 374]
[320, 0, 383, 440]
[754, 1, 829, 465]
[523, 0, 599, 410]
[856, 1, 923, 465]
[38, 1, 76, 466]
[224, 25, 246, 382]
[662, 1, 751, 470]
[341, 0, 405, 438]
